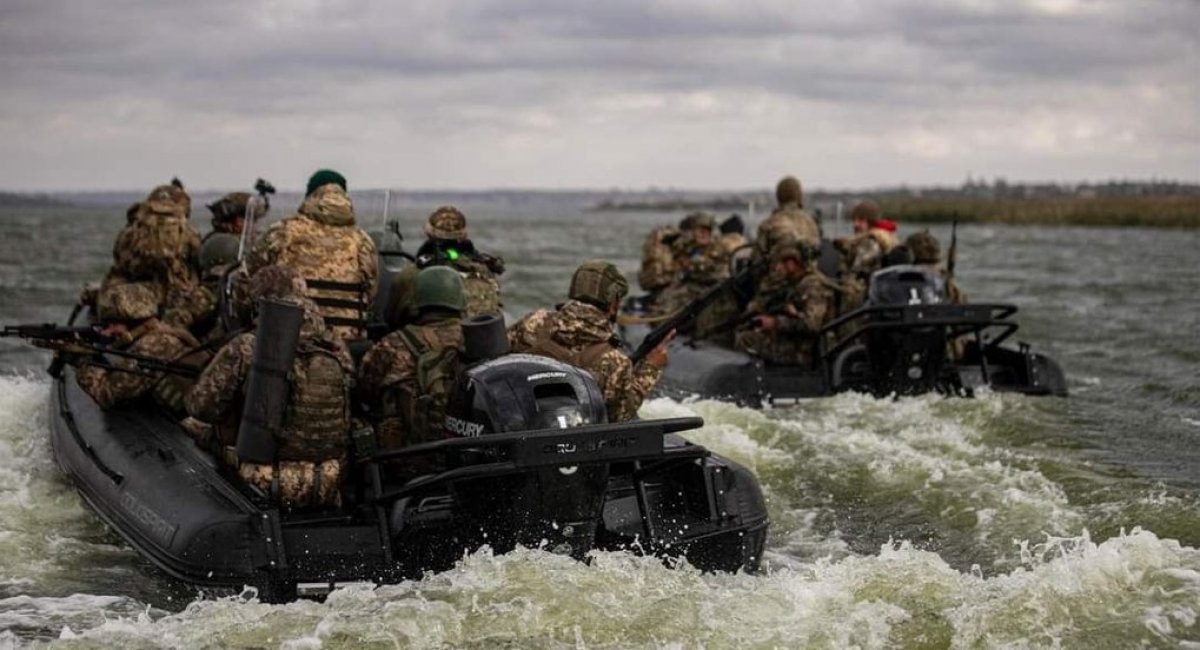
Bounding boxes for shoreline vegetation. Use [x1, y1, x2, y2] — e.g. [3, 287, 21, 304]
[589, 180, 1200, 229]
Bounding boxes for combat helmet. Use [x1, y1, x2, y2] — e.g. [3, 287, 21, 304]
[775, 176, 803, 206]
[906, 231, 941, 264]
[413, 266, 467, 312]
[424, 206, 468, 241]
[678, 212, 715, 232]
[143, 179, 191, 218]
[198, 233, 240, 274]
[569, 260, 629, 309]
[97, 282, 162, 322]
[206, 192, 251, 229]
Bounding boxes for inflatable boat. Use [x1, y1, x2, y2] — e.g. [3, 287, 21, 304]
[46, 349, 768, 602]
[622, 264, 1067, 406]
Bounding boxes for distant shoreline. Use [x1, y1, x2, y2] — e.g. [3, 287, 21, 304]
[591, 195, 1200, 229]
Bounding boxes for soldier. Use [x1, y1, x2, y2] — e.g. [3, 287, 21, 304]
[110, 179, 202, 296]
[906, 230, 966, 305]
[185, 265, 354, 508]
[735, 242, 838, 368]
[75, 282, 202, 415]
[508, 261, 672, 422]
[637, 224, 680, 298]
[358, 267, 466, 450]
[755, 176, 821, 257]
[718, 214, 748, 254]
[835, 200, 900, 311]
[653, 213, 730, 316]
[247, 170, 378, 340]
[414, 206, 505, 318]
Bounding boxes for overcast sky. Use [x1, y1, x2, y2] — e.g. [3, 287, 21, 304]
[1, 0, 1197, 191]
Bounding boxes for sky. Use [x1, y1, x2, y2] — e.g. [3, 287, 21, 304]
[1, 0, 1197, 192]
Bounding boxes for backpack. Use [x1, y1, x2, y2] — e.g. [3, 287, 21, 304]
[396, 325, 462, 441]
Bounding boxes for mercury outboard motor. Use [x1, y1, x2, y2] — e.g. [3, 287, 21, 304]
[441, 354, 611, 559]
[236, 299, 304, 464]
[861, 265, 954, 395]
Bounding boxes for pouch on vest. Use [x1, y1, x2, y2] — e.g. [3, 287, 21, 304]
[237, 299, 303, 464]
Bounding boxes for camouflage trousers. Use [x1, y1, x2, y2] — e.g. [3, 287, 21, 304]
[238, 458, 345, 508]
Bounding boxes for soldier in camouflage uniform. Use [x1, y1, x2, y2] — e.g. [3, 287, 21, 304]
[653, 213, 730, 316]
[508, 261, 672, 422]
[637, 224, 680, 297]
[108, 180, 202, 296]
[907, 230, 966, 305]
[359, 267, 466, 450]
[75, 282, 203, 415]
[834, 200, 901, 312]
[185, 265, 354, 508]
[718, 214, 748, 255]
[247, 170, 378, 340]
[735, 242, 838, 368]
[414, 206, 505, 318]
[755, 176, 821, 257]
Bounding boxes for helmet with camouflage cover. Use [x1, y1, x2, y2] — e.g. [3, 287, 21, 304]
[97, 282, 162, 322]
[768, 238, 814, 265]
[198, 232, 241, 275]
[206, 192, 251, 227]
[424, 206, 468, 241]
[413, 266, 467, 312]
[906, 231, 941, 264]
[776, 176, 803, 206]
[142, 180, 191, 218]
[678, 212, 715, 232]
[569, 260, 629, 309]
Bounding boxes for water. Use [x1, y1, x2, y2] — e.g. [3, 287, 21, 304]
[0, 197, 1198, 648]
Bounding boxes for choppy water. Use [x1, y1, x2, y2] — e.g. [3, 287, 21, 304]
[1, 197, 1198, 648]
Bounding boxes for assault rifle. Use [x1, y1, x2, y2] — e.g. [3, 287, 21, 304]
[947, 220, 958, 278]
[630, 258, 765, 364]
[2, 323, 202, 379]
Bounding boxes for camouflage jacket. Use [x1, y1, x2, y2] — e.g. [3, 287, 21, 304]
[638, 226, 679, 292]
[358, 315, 464, 449]
[450, 257, 502, 318]
[838, 228, 899, 278]
[755, 203, 820, 255]
[76, 318, 198, 410]
[720, 232, 748, 255]
[247, 184, 379, 339]
[508, 300, 663, 422]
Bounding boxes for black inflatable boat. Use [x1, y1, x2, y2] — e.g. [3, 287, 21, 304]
[47, 351, 768, 601]
[623, 264, 1067, 405]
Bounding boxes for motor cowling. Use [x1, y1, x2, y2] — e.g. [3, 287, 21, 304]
[868, 264, 947, 306]
[443, 353, 608, 438]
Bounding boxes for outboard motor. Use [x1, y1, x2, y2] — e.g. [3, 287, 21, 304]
[861, 265, 955, 395]
[441, 354, 611, 559]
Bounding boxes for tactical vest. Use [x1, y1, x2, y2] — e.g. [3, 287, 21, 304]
[276, 340, 353, 462]
[271, 221, 371, 337]
[524, 315, 614, 377]
[387, 324, 462, 441]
